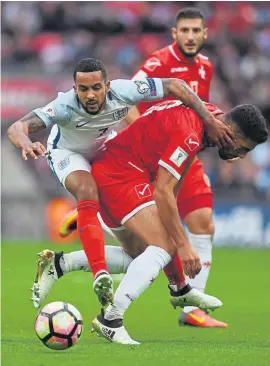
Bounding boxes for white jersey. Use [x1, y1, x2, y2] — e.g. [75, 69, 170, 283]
[33, 78, 164, 159]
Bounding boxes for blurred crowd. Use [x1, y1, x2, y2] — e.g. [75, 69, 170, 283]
[2, 1, 270, 200]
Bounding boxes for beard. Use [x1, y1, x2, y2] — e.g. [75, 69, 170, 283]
[85, 99, 106, 115]
[218, 149, 239, 160]
[86, 105, 102, 115]
[177, 41, 204, 58]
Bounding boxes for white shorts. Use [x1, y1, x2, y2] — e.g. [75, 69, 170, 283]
[47, 147, 91, 189]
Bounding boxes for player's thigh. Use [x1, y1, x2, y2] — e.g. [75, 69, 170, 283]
[184, 205, 214, 235]
[47, 148, 97, 201]
[92, 156, 176, 257]
[124, 204, 177, 258]
[113, 229, 149, 259]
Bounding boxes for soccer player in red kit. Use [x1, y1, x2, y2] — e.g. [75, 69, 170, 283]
[129, 7, 226, 327]
[90, 101, 268, 344]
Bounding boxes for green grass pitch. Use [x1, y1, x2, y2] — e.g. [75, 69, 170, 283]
[2, 241, 270, 366]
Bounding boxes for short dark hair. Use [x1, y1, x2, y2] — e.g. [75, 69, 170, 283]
[73, 58, 107, 82]
[229, 105, 268, 144]
[176, 7, 205, 25]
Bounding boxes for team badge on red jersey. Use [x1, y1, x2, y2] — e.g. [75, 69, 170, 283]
[184, 133, 200, 152]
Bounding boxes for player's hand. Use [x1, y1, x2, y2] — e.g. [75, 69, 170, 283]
[21, 141, 47, 160]
[204, 116, 237, 149]
[178, 245, 201, 279]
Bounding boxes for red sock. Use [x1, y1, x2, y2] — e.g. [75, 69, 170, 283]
[77, 200, 107, 277]
[163, 254, 186, 289]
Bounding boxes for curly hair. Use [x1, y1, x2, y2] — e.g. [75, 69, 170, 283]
[229, 104, 268, 144]
[73, 58, 107, 82]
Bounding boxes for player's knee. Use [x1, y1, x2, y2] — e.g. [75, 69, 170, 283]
[185, 209, 215, 236]
[190, 219, 215, 235]
[158, 241, 177, 258]
[75, 182, 99, 202]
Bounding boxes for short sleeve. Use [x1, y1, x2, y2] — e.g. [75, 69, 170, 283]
[110, 78, 164, 105]
[32, 96, 71, 127]
[158, 131, 201, 180]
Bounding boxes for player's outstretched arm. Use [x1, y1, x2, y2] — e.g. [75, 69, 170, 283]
[7, 112, 47, 160]
[153, 166, 201, 279]
[161, 78, 236, 149]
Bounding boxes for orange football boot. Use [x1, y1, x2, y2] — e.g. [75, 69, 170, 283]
[59, 209, 78, 237]
[180, 309, 228, 328]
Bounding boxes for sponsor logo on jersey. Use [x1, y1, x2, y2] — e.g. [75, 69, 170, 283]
[58, 157, 70, 170]
[170, 67, 189, 73]
[147, 78, 157, 96]
[184, 133, 200, 151]
[144, 57, 161, 72]
[42, 103, 56, 118]
[134, 183, 151, 199]
[169, 147, 188, 167]
[134, 80, 150, 94]
[113, 107, 128, 121]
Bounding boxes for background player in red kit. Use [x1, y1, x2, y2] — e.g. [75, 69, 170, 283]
[90, 101, 268, 344]
[129, 7, 226, 327]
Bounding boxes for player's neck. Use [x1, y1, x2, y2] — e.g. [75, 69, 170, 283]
[202, 133, 215, 149]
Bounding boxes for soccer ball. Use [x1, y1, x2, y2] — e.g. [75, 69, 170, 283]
[35, 301, 83, 350]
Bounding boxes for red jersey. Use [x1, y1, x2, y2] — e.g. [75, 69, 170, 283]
[105, 101, 223, 182]
[134, 42, 213, 114]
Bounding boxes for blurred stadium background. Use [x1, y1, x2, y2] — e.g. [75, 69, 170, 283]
[2, 1, 270, 246]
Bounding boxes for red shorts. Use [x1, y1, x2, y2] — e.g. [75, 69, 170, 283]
[92, 151, 155, 229]
[177, 157, 213, 219]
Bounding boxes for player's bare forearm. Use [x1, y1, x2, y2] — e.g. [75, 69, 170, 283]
[7, 112, 46, 148]
[154, 166, 189, 249]
[162, 78, 215, 125]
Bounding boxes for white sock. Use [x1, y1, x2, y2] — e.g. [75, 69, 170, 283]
[105, 246, 171, 320]
[184, 233, 212, 313]
[62, 246, 133, 274]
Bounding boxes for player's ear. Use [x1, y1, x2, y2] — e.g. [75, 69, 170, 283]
[73, 84, 78, 95]
[203, 27, 208, 41]
[105, 80, 110, 93]
[171, 27, 177, 41]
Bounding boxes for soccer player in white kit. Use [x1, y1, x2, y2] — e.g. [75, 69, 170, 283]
[8, 58, 234, 307]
